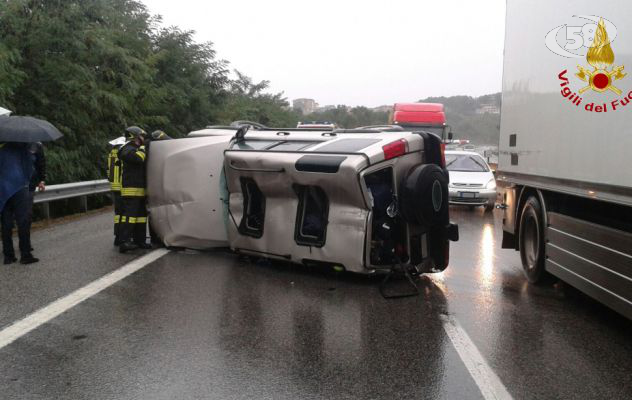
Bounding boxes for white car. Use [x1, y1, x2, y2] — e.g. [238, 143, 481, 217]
[445, 150, 496, 211]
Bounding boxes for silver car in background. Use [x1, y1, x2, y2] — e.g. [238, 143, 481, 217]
[446, 150, 496, 211]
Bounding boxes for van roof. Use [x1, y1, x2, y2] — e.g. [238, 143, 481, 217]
[187, 126, 426, 162]
[188, 127, 334, 137]
[224, 129, 425, 162]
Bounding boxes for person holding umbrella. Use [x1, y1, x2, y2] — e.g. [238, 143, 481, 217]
[0, 142, 37, 264]
[0, 111, 63, 264]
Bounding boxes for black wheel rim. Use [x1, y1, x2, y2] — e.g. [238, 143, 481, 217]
[523, 213, 540, 270]
[431, 180, 443, 212]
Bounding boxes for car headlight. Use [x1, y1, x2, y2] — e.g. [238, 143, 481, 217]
[486, 179, 497, 190]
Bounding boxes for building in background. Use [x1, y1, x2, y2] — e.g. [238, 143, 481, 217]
[475, 104, 500, 114]
[292, 98, 318, 115]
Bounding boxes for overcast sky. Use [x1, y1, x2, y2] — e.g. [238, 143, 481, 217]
[141, 0, 506, 107]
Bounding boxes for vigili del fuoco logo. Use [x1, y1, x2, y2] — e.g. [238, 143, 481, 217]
[546, 16, 630, 113]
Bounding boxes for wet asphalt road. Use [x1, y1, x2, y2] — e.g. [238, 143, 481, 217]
[1, 208, 632, 399]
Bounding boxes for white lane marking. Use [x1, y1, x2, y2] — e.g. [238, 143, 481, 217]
[0, 248, 170, 350]
[441, 315, 513, 400]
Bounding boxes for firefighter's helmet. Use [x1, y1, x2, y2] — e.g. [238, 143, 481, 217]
[151, 130, 172, 141]
[125, 126, 147, 139]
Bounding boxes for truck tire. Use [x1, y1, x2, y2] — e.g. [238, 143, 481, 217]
[519, 196, 551, 284]
[400, 164, 448, 227]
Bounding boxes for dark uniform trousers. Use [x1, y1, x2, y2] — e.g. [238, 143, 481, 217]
[113, 192, 122, 237]
[119, 189, 147, 244]
[1, 187, 31, 259]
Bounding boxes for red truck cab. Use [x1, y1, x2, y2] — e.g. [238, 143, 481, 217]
[391, 103, 450, 140]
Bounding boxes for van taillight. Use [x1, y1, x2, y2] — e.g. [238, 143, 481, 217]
[440, 143, 446, 167]
[382, 139, 407, 160]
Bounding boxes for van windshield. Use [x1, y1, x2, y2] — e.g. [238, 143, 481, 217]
[445, 154, 489, 172]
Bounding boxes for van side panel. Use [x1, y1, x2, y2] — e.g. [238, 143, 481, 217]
[224, 151, 371, 272]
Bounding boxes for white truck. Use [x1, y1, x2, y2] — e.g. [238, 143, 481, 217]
[499, 0, 632, 319]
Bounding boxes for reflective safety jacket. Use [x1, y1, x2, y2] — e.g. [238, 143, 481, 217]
[107, 145, 123, 192]
[118, 142, 147, 197]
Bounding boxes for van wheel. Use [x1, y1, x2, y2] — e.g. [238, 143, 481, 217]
[399, 164, 448, 227]
[519, 196, 551, 284]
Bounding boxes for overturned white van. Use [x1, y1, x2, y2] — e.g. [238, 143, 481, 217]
[147, 125, 458, 274]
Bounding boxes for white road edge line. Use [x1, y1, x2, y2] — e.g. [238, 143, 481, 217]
[0, 248, 170, 350]
[441, 315, 513, 400]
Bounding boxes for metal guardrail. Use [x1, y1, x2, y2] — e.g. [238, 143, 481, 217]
[33, 179, 110, 204]
[33, 179, 111, 218]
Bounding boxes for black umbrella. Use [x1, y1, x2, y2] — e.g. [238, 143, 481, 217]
[0, 115, 63, 143]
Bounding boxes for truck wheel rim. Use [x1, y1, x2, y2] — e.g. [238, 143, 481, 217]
[523, 214, 539, 269]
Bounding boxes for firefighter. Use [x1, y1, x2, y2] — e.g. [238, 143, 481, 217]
[150, 130, 172, 141]
[117, 126, 151, 253]
[107, 136, 125, 245]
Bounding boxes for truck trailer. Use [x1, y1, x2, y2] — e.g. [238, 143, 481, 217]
[499, 0, 632, 318]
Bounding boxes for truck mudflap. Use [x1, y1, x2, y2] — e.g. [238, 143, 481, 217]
[446, 223, 459, 241]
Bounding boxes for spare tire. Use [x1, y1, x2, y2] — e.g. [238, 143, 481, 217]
[399, 164, 448, 226]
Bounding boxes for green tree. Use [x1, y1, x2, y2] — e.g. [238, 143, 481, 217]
[217, 70, 300, 127]
[0, 0, 157, 182]
[0, 0, 230, 183]
[419, 93, 501, 145]
[143, 27, 229, 134]
[301, 105, 389, 128]
[0, 42, 24, 105]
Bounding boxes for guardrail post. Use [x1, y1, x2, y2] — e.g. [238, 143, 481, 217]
[41, 202, 50, 220]
[80, 195, 88, 213]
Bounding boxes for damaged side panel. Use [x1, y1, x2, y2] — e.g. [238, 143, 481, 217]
[224, 151, 371, 272]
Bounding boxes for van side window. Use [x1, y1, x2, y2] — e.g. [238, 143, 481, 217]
[239, 178, 265, 238]
[294, 185, 329, 247]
